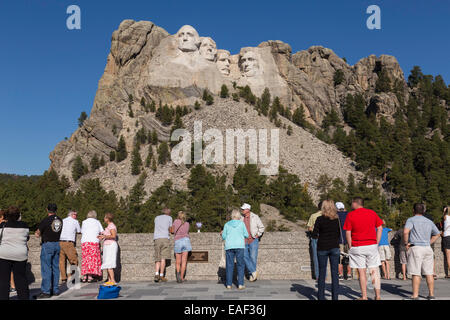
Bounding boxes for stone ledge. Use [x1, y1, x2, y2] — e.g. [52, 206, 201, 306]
[27, 232, 447, 281]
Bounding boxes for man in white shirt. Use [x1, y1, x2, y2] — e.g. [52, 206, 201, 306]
[240, 203, 265, 282]
[59, 211, 81, 283]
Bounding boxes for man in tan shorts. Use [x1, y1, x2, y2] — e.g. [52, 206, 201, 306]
[59, 211, 81, 284]
[403, 203, 441, 300]
[153, 208, 173, 283]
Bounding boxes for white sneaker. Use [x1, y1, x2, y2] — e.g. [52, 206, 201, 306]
[238, 285, 245, 290]
[226, 286, 232, 289]
[249, 271, 258, 282]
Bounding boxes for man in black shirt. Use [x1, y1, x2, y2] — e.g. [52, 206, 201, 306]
[34, 204, 63, 299]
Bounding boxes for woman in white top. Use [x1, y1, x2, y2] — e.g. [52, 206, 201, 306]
[80, 210, 104, 283]
[98, 213, 118, 285]
[442, 206, 450, 278]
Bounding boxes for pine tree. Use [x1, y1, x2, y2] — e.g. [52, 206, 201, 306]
[72, 156, 87, 181]
[375, 70, 391, 93]
[116, 136, 127, 162]
[131, 144, 143, 175]
[205, 94, 214, 106]
[90, 154, 100, 171]
[78, 111, 88, 127]
[408, 66, 424, 88]
[292, 106, 306, 127]
[220, 84, 229, 98]
[109, 151, 116, 161]
[287, 125, 293, 136]
[157, 142, 170, 165]
[333, 69, 344, 86]
[145, 146, 153, 167]
[149, 130, 158, 145]
[151, 158, 157, 172]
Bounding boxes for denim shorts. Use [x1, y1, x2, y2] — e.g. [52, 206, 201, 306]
[174, 237, 192, 254]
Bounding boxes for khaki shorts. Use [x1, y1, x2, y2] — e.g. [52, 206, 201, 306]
[349, 244, 381, 269]
[407, 246, 434, 276]
[399, 249, 407, 264]
[154, 238, 171, 261]
[378, 245, 391, 261]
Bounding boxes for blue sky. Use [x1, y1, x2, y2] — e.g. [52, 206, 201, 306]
[0, 0, 449, 175]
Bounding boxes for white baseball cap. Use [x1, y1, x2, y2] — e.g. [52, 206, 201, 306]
[335, 202, 345, 210]
[241, 203, 251, 210]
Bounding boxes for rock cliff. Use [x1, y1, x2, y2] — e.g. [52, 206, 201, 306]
[50, 20, 409, 200]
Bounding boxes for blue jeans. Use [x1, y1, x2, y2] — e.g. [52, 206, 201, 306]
[317, 248, 340, 300]
[244, 238, 259, 274]
[40, 242, 60, 295]
[310, 238, 319, 279]
[225, 249, 245, 287]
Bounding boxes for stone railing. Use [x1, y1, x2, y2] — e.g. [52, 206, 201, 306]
[27, 232, 447, 282]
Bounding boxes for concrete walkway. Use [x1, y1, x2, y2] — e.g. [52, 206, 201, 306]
[16, 278, 450, 300]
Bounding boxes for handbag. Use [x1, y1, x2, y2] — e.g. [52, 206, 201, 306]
[97, 284, 121, 299]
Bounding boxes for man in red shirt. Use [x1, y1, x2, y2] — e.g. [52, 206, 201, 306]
[344, 197, 383, 300]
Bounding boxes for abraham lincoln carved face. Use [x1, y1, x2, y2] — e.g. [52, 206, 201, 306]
[239, 50, 260, 77]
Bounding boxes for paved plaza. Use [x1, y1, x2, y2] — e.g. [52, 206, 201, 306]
[14, 278, 450, 300]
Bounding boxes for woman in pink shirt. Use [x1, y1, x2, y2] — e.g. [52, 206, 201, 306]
[170, 211, 192, 283]
[98, 213, 118, 285]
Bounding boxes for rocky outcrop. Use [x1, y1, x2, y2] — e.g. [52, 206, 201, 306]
[49, 19, 410, 202]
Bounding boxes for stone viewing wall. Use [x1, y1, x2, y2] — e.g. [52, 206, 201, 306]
[27, 232, 447, 282]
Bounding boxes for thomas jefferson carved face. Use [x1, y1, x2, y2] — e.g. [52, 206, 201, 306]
[216, 50, 231, 76]
[176, 25, 200, 52]
[240, 50, 260, 77]
[199, 37, 217, 61]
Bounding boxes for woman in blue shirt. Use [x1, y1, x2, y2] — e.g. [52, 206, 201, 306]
[221, 209, 249, 290]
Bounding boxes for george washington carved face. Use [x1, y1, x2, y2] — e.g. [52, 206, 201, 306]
[239, 50, 260, 77]
[176, 25, 200, 52]
[199, 37, 217, 61]
[216, 50, 231, 76]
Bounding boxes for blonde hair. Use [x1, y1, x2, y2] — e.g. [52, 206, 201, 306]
[231, 209, 241, 220]
[177, 211, 186, 223]
[87, 210, 97, 219]
[321, 200, 338, 220]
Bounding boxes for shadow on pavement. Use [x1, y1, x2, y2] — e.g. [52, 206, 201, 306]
[380, 283, 411, 298]
[291, 282, 361, 300]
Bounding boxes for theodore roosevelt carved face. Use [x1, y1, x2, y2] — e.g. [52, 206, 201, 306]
[199, 37, 217, 61]
[239, 50, 260, 77]
[176, 25, 200, 52]
[216, 50, 231, 76]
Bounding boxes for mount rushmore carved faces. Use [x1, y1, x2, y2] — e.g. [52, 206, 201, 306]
[176, 25, 200, 52]
[216, 50, 231, 76]
[239, 49, 260, 77]
[199, 37, 217, 61]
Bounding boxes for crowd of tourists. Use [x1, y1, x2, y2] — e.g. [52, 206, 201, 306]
[308, 198, 450, 300]
[0, 199, 448, 300]
[0, 204, 118, 300]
